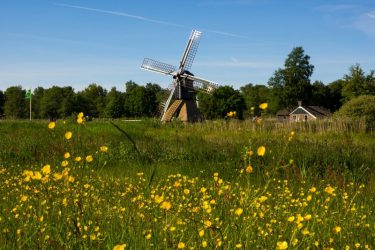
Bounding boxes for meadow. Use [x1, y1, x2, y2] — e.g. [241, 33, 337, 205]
[0, 116, 374, 249]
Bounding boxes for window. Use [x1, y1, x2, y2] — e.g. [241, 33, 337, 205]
[304, 115, 308, 121]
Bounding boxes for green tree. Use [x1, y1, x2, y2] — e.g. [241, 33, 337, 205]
[0, 90, 5, 116]
[240, 83, 270, 116]
[198, 86, 246, 119]
[39, 86, 64, 119]
[32, 87, 45, 118]
[335, 95, 375, 131]
[80, 84, 107, 117]
[268, 47, 314, 109]
[327, 79, 344, 111]
[105, 87, 124, 118]
[342, 64, 375, 101]
[4, 86, 27, 118]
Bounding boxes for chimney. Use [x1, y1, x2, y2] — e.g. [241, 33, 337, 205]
[297, 101, 302, 107]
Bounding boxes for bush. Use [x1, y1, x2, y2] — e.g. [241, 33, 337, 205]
[335, 95, 375, 131]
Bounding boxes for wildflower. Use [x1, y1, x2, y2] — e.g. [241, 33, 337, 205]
[236, 243, 242, 248]
[325, 186, 335, 195]
[113, 244, 126, 250]
[304, 214, 312, 220]
[245, 165, 253, 173]
[200, 187, 207, 193]
[145, 233, 151, 239]
[48, 121, 56, 129]
[306, 195, 312, 201]
[77, 112, 84, 119]
[53, 173, 63, 180]
[61, 160, 69, 167]
[183, 189, 190, 195]
[32, 171, 42, 180]
[259, 195, 268, 203]
[276, 241, 288, 250]
[309, 187, 316, 193]
[199, 229, 205, 237]
[154, 195, 164, 203]
[65, 131, 72, 140]
[169, 226, 176, 232]
[333, 226, 342, 233]
[20, 195, 28, 202]
[257, 146, 266, 156]
[64, 152, 70, 159]
[259, 103, 268, 110]
[77, 117, 84, 124]
[86, 155, 93, 163]
[202, 241, 208, 248]
[204, 220, 212, 228]
[235, 208, 243, 216]
[355, 243, 360, 248]
[41, 164, 51, 175]
[287, 216, 295, 222]
[161, 201, 171, 210]
[292, 239, 299, 246]
[100, 146, 108, 152]
[177, 242, 185, 249]
[74, 156, 82, 162]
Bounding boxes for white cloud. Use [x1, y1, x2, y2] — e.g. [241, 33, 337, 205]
[355, 11, 375, 34]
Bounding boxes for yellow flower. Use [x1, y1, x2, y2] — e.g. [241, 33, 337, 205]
[77, 117, 84, 124]
[199, 229, 205, 237]
[183, 189, 190, 195]
[333, 226, 342, 233]
[325, 186, 335, 195]
[74, 156, 82, 162]
[304, 214, 312, 221]
[276, 241, 288, 250]
[257, 146, 266, 156]
[53, 173, 63, 180]
[145, 233, 151, 239]
[48, 121, 56, 129]
[177, 242, 185, 249]
[202, 241, 208, 248]
[64, 152, 71, 159]
[161, 201, 171, 210]
[259, 102, 268, 110]
[355, 243, 360, 248]
[100, 146, 108, 152]
[154, 195, 164, 203]
[235, 243, 242, 248]
[32, 171, 42, 180]
[245, 165, 253, 173]
[41, 164, 51, 175]
[259, 195, 268, 202]
[235, 208, 243, 216]
[77, 112, 84, 119]
[292, 239, 299, 246]
[20, 195, 28, 202]
[113, 244, 126, 250]
[65, 131, 72, 140]
[309, 187, 316, 192]
[287, 216, 295, 222]
[86, 155, 93, 163]
[61, 160, 69, 167]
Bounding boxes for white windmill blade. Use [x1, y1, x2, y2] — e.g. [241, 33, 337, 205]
[179, 30, 202, 71]
[141, 58, 177, 75]
[186, 75, 219, 94]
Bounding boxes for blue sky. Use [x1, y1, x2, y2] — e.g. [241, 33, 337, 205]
[1, 0, 375, 91]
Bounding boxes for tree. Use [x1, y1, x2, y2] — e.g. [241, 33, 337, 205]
[4, 86, 27, 118]
[32, 87, 45, 118]
[198, 86, 246, 119]
[105, 87, 124, 118]
[79, 84, 107, 117]
[327, 80, 344, 111]
[0, 90, 5, 116]
[240, 84, 270, 116]
[39, 86, 65, 119]
[335, 95, 375, 131]
[342, 64, 375, 101]
[268, 47, 314, 110]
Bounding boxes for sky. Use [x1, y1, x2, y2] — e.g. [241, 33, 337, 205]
[1, 0, 375, 91]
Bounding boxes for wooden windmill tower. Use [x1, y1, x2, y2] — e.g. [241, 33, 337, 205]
[141, 30, 219, 122]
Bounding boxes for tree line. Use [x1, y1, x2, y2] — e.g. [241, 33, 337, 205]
[1, 47, 374, 120]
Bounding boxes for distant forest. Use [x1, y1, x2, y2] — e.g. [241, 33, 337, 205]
[1, 47, 374, 120]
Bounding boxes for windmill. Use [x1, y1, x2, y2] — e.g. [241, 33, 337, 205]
[141, 30, 219, 122]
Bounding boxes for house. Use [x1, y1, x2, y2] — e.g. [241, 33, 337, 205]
[277, 101, 331, 122]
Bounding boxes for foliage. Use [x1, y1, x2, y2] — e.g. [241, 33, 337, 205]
[0, 90, 5, 115]
[3, 86, 27, 119]
[105, 87, 125, 118]
[240, 84, 270, 116]
[79, 84, 107, 117]
[268, 47, 314, 110]
[198, 86, 246, 119]
[336, 95, 375, 131]
[342, 64, 375, 101]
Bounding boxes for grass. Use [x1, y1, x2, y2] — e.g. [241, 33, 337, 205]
[0, 117, 374, 249]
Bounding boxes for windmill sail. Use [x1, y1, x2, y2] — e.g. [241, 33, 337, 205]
[179, 30, 202, 71]
[141, 58, 176, 75]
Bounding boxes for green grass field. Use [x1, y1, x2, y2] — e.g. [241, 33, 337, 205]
[0, 118, 374, 249]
